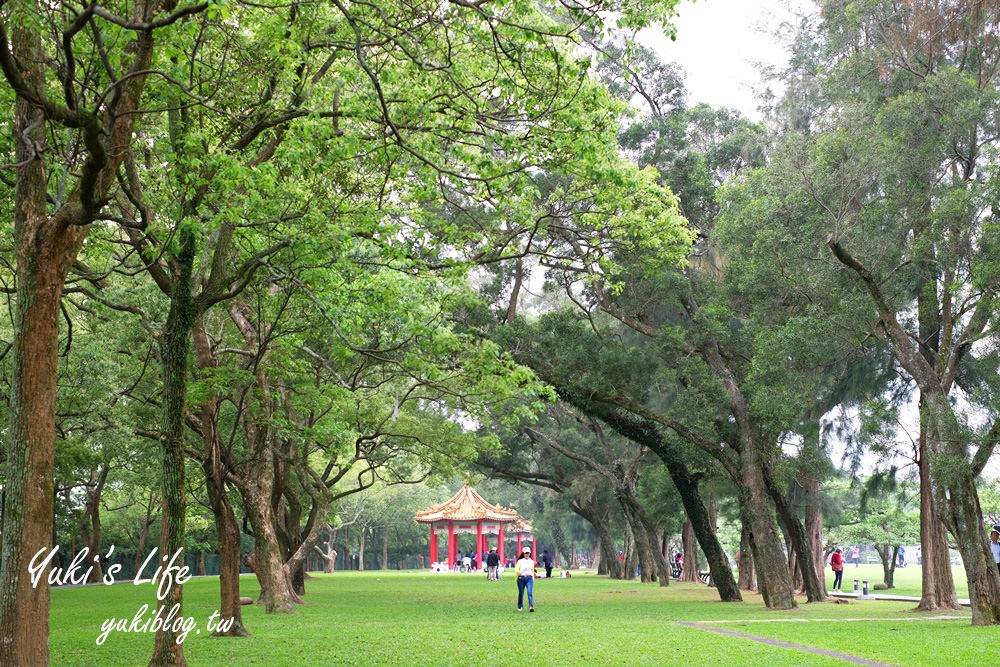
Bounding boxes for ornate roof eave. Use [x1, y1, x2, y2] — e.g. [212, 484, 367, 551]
[414, 483, 521, 524]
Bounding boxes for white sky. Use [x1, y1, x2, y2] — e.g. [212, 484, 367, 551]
[641, 0, 815, 118]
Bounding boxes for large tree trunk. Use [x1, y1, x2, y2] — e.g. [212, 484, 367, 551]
[804, 473, 826, 595]
[925, 392, 1000, 625]
[0, 180, 78, 667]
[148, 228, 197, 667]
[738, 455, 797, 610]
[764, 461, 825, 603]
[0, 22, 89, 666]
[238, 476, 301, 613]
[915, 399, 960, 611]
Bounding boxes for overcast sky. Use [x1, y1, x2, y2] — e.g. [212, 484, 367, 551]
[641, 0, 815, 118]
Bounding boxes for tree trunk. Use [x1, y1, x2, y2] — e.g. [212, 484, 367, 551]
[381, 525, 390, 570]
[135, 493, 157, 575]
[915, 399, 960, 611]
[193, 322, 249, 636]
[358, 530, 367, 572]
[738, 525, 757, 591]
[80, 466, 110, 584]
[680, 521, 698, 583]
[804, 473, 826, 596]
[570, 498, 621, 579]
[925, 392, 1000, 625]
[201, 455, 249, 636]
[878, 545, 896, 588]
[148, 227, 197, 667]
[239, 478, 301, 613]
[564, 400, 741, 601]
[0, 27, 90, 666]
[765, 462, 825, 603]
[738, 455, 796, 610]
[619, 493, 670, 585]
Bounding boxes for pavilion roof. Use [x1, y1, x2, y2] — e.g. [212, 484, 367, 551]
[414, 484, 521, 524]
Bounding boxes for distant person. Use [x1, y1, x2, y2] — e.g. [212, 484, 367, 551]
[541, 549, 553, 578]
[461, 553, 471, 573]
[830, 547, 844, 592]
[850, 545, 860, 567]
[990, 528, 1000, 576]
[515, 546, 537, 612]
[487, 548, 500, 581]
[897, 545, 905, 568]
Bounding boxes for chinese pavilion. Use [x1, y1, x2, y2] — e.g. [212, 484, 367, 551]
[414, 484, 528, 569]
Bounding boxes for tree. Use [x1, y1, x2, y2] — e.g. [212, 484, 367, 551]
[0, 2, 206, 663]
[757, 0, 1000, 624]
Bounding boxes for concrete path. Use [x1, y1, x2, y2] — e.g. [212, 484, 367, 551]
[677, 621, 900, 666]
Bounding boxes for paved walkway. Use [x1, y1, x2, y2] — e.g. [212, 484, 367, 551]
[677, 621, 900, 666]
[678, 592, 971, 666]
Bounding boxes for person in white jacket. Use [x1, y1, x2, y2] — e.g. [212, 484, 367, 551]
[515, 547, 537, 612]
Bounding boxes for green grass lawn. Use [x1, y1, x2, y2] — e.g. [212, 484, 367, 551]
[50, 566, 985, 666]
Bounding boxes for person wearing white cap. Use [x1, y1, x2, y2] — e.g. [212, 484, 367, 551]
[515, 546, 537, 612]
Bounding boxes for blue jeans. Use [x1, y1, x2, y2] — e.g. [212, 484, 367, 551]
[517, 576, 534, 609]
[832, 570, 843, 590]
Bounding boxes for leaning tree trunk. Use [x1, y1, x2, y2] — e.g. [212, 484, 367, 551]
[738, 454, 797, 610]
[619, 493, 670, 586]
[563, 398, 741, 600]
[765, 462, 825, 603]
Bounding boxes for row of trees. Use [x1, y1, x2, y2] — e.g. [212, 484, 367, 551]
[3, 1, 1000, 666]
[0, 0, 689, 665]
[470, 0, 1000, 625]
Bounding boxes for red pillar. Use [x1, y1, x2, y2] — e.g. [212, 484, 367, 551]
[532, 536, 537, 561]
[476, 522, 484, 570]
[498, 524, 506, 564]
[517, 534, 522, 556]
[448, 522, 456, 568]
[429, 526, 437, 569]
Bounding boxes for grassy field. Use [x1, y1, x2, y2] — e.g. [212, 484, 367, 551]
[50, 565, 985, 666]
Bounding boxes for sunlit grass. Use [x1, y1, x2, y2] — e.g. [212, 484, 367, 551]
[50, 567, 980, 666]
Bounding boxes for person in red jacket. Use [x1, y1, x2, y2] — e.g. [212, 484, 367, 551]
[830, 547, 845, 592]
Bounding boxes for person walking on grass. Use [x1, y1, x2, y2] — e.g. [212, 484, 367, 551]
[830, 547, 844, 592]
[541, 549, 553, 578]
[515, 547, 537, 612]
